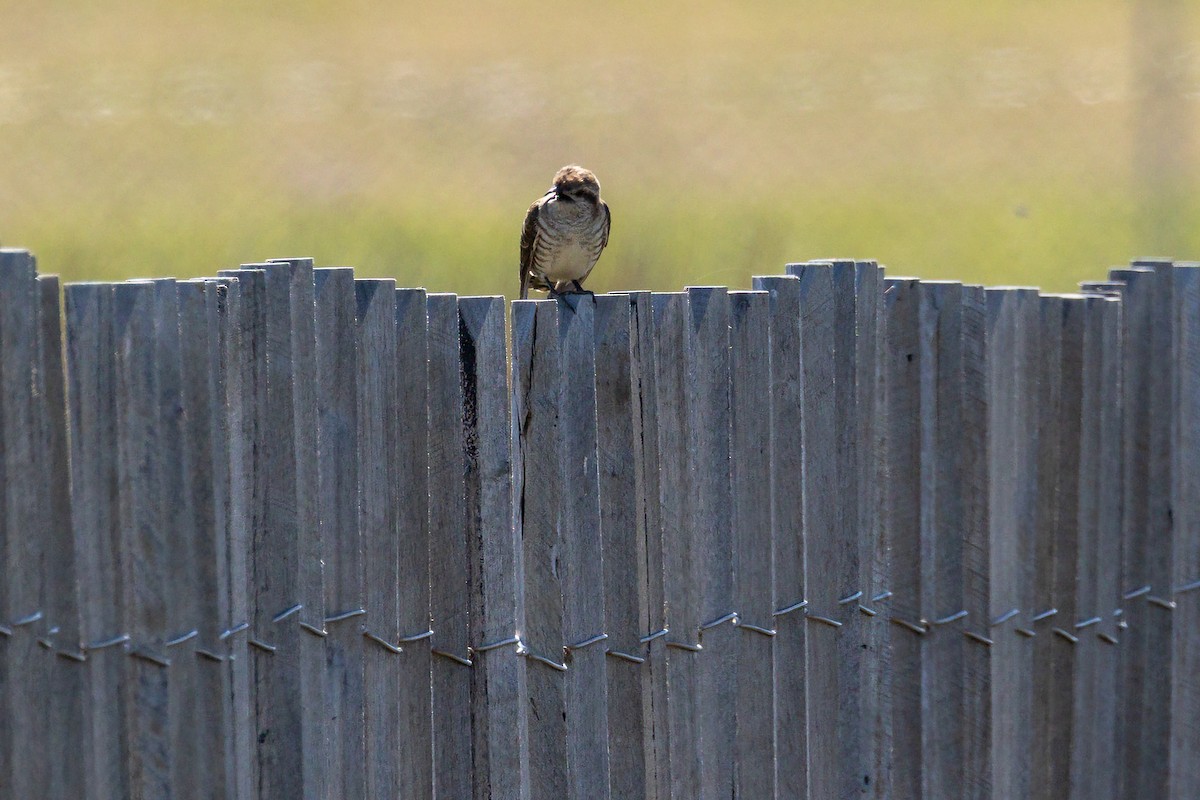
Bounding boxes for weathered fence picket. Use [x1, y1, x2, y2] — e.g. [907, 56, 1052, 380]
[651, 291, 700, 800]
[1, 250, 45, 798]
[985, 286, 1038, 800]
[176, 279, 231, 798]
[624, 290, 670, 800]
[430, 291, 471, 799]
[1170, 264, 1200, 800]
[313, 268, 364, 800]
[1112, 263, 1174, 800]
[729, 290, 775, 800]
[687, 285, 735, 800]
[5, 246, 1200, 800]
[512, 299, 569, 800]
[883, 275, 924, 798]
[36, 272, 86, 799]
[558, 295, 612, 800]
[754, 273, 809, 799]
[458, 295, 521, 800]
[594, 294, 649, 800]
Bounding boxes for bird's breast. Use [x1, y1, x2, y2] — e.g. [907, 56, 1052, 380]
[533, 204, 606, 282]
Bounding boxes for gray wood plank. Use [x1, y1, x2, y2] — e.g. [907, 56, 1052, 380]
[883, 277, 923, 800]
[856, 261, 892, 799]
[112, 280, 171, 798]
[1136, 261, 1177, 800]
[216, 269, 260, 800]
[1111, 264, 1172, 800]
[212, 277, 250, 800]
[355, 280, 402, 797]
[1042, 295, 1085, 800]
[918, 280, 966, 799]
[0, 250, 47, 797]
[511, 299, 569, 800]
[314, 268, 365, 800]
[651, 292, 700, 800]
[1071, 294, 1122, 800]
[36, 273, 87, 799]
[729, 290, 775, 800]
[754, 274, 809, 800]
[395, 288, 434, 798]
[175, 280, 232, 798]
[685, 286, 735, 800]
[623, 290, 669, 800]
[960, 284, 991, 800]
[1028, 292, 1064, 800]
[791, 262, 862, 799]
[1091, 294, 1123, 800]
[144, 279, 188, 798]
[1169, 263, 1200, 799]
[234, 259, 315, 799]
[264, 257, 328, 800]
[595, 294, 649, 800]
[429, 292, 473, 799]
[458, 295, 521, 800]
[557, 294, 611, 800]
[65, 282, 129, 800]
[985, 286, 1038, 800]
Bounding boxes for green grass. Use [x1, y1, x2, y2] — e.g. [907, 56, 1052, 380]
[3, 1, 1198, 294]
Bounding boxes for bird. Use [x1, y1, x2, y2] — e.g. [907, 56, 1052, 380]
[519, 165, 611, 300]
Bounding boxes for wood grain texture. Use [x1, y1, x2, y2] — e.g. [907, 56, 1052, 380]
[395, 288, 434, 798]
[883, 277, 923, 800]
[314, 269, 365, 800]
[1030, 294, 1087, 800]
[919, 280, 965, 800]
[595, 294, 649, 800]
[458, 296, 521, 800]
[175, 280, 232, 798]
[511, 299, 569, 800]
[729, 290, 775, 800]
[216, 269, 259, 800]
[1169, 263, 1200, 799]
[266, 258, 328, 800]
[556, 294, 612, 800]
[685, 286, 735, 800]
[355, 280, 402, 797]
[856, 262, 892, 799]
[651, 292, 700, 800]
[1110, 265, 1172, 800]
[754, 274, 809, 800]
[960, 284, 990, 800]
[985, 287, 1038, 800]
[429, 292, 473, 800]
[0, 251, 48, 797]
[65, 282, 130, 800]
[1071, 294, 1122, 800]
[235, 260, 313, 799]
[36, 273, 87, 799]
[791, 262, 862, 799]
[112, 281, 171, 798]
[625, 290, 670, 800]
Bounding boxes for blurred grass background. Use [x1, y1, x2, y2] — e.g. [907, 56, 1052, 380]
[2, 0, 1198, 295]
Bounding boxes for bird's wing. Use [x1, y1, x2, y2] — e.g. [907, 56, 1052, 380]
[600, 200, 611, 249]
[519, 197, 543, 299]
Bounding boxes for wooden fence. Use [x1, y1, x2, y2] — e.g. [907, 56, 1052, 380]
[0, 248, 1197, 799]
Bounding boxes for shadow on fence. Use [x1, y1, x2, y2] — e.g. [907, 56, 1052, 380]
[0, 248, 1197, 799]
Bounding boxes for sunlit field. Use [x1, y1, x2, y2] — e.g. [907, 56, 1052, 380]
[3, 1, 1199, 295]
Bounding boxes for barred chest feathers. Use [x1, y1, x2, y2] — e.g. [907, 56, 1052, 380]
[533, 197, 608, 283]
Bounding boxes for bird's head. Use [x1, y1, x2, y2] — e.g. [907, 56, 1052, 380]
[552, 165, 601, 202]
